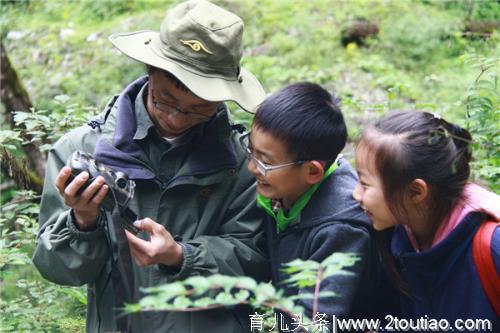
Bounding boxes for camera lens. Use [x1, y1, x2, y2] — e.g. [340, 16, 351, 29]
[115, 172, 128, 189]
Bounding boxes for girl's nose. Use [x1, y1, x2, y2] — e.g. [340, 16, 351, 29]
[352, 183, 362, 202]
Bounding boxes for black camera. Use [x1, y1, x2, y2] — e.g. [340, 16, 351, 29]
[66, 151, 139, 234]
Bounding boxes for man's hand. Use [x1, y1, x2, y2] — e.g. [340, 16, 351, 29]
[125, 218, 183, 268]
[55, 166, 109, 230]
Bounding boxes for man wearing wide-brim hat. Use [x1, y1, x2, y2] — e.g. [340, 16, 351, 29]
[33, 1, 269, 332]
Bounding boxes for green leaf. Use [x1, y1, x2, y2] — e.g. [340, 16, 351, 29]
[143, 282, 186, 297]
[253, 283, 277, 304]
[317, 290, 337, 298]
[288, 293, 315, 300]
[214, 292, 238, 305]
[172, 296, 192, 309]
[207, 274, 238, 291]
[124, 303, 143, 314]
[183, 276, 211, 294]
[192, 297, 215, 308]
[234, 276, 257, 290]
[234, 289, 250, 302]
[138, 295, 165, 310]
[54, 94, 70, 103]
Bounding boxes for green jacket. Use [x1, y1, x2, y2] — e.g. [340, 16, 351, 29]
[33, 77, 269, 332]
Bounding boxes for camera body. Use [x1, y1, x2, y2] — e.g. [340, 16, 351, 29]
[66, 151, 139, 234]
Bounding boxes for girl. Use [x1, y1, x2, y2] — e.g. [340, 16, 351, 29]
[353, 111, 499, 329]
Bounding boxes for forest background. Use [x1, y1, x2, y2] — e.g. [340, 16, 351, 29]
[0, 0, 498, 332]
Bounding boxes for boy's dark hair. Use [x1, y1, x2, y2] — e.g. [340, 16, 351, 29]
[359, 110, 473, 296]
[253, 82, 347, 164]
[146, 65, 189, 92]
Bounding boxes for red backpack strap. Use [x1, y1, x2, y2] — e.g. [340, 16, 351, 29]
[473, 220, 500, 316]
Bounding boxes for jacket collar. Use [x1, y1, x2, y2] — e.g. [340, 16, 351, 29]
[257, 157, 340, 233]
[93, 76, 237, 180]
[391, 211, 485, 261]
[277, 158, 370, 233]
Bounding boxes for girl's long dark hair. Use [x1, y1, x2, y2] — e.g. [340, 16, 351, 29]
[360, 111, 473, 295]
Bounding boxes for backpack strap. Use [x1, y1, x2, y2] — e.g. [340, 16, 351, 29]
[87, 94, 119, 130]
[473, 220, 500, 316]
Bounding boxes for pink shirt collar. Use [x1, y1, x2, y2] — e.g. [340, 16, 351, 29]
[405, 183, 500, 252]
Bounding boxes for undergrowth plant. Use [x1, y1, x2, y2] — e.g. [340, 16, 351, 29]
[0, 191, 87, 332]
[125, 253, 360, 332]
[0, 2, 498, 332]
[463, 54, 499, 192]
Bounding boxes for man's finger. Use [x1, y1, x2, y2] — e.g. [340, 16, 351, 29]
[128, 238, 152, 267]
[80, 176, 105, 202]
[90, 184, 109, 206]
[133, 218, 162, 234]
[55, 167, 72, 194]
[64, 171, 90, 198]
[125, 231, 144, 264]
[128, 243, 144, 266]
[126, 229, 151, 254]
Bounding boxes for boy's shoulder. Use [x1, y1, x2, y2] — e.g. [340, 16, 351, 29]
[328, 157, 358, 192]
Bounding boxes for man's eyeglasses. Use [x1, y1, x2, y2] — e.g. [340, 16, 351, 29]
[151, 89, 214, 122]
[239, 132, 306, 177]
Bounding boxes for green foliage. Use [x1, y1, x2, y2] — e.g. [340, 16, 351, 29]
[11, 95, 98, 152]
[463, 54, 499, 191]
[0, 1, 498, 331]
[0, 130, 23, 151]
[440, 0, 500, 21]
[0, 191, 86, 332]
[0, 279, 85, 333]
[380, 8, 462, 69]
[282, 253, 359, 290]
[126, 252, 358, 326]
[0, 191, 40, 269]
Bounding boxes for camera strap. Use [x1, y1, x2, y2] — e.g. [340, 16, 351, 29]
[107, 187, 136, 333]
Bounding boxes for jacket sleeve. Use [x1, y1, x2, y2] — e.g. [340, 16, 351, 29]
[159, 159, 270, 283]
[32, 133, 110, 286]
[297, 222, 371, 320]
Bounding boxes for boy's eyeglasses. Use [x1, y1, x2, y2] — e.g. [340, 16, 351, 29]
[151, 89, 213, 122]
[239, 132, 306, 177]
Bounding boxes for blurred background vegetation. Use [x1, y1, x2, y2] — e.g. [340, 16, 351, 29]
[0, 0, 498, 331]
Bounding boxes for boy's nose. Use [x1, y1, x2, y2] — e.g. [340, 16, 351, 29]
[247, 158, 258, 177]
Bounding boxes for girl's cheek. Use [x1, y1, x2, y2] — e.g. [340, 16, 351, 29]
[352, 183, 363, 202]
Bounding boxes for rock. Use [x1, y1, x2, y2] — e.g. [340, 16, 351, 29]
[86, 33, 100, 42]
[50, 72, 63, 86]
[463, 21, 500, 39]
[341, 20, 379, 47]
[60, 28, 75, 40]
[6, 30, 26, 40]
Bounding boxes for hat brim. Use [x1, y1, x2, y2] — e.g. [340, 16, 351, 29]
[109, 31, 265, 113]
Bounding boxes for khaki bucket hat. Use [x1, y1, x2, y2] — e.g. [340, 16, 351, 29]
[109, 0, 265, 113]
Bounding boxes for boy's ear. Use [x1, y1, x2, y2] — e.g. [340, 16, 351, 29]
[306, 161, 325, 185]
[409, 179, 428, 203]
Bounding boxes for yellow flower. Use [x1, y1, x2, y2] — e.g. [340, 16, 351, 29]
[346, 42, 358, 52]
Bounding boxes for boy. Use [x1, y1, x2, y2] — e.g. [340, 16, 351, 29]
[241, 82, 387, 328]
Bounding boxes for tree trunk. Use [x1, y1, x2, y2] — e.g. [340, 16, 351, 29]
[0, 39, 45, 192]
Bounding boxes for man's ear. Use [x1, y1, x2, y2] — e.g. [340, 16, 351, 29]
[409, 179, 428, 203]
[306, 161, 325, 185]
